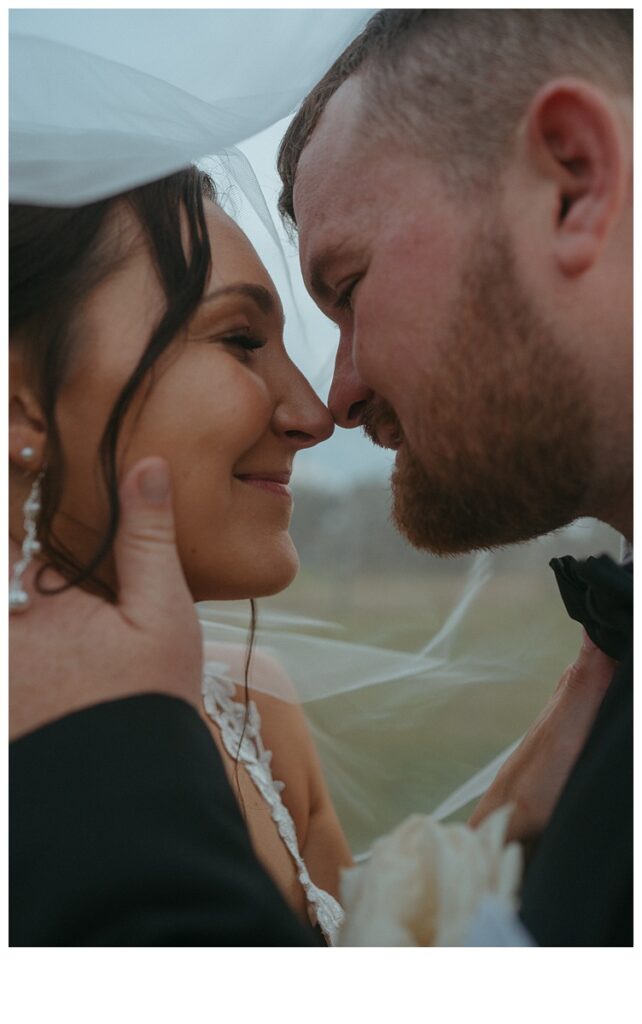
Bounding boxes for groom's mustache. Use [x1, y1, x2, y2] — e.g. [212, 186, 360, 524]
[360, 399, 404, 450]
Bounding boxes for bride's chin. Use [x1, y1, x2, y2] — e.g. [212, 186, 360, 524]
[189, 549, 300, 603]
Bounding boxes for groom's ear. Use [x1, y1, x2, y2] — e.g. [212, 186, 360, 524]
[9, 348, 48, 469]
[523, 78, 630, 277]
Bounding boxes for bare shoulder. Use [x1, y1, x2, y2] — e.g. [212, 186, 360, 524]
[203, 640, 303, 720]
[202, 640, 352, 895]
[202, 640, 317, 807]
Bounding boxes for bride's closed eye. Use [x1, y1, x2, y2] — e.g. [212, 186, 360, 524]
[219, 332, 266, 362]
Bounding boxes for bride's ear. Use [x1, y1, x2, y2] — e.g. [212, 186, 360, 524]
[9, 348, 48, 472]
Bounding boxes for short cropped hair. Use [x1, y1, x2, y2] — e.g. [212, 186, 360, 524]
[277, 9, 632, 225]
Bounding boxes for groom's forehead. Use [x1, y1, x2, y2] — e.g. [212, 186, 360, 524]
[293, 78, 371, 213]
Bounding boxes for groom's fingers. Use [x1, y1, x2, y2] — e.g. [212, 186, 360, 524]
[547, 632, 617, 755]
[559, 631, 616, 700]
[469, 632, 619, 843]
[114, 457, 191, 625]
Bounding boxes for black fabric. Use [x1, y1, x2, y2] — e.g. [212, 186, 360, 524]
[10, 694, 318, 947]
[519, 555, 633, 946]
[550, 554, 633, 660]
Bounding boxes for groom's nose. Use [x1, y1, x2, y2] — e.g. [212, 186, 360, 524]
[328, 334, 374, 429]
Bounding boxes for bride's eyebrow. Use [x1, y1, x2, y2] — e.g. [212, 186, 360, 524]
[201, 283, 281, 322]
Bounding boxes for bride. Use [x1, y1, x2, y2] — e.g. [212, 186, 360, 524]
[9, 165, 615, 946]
[9, 168, 355, 944]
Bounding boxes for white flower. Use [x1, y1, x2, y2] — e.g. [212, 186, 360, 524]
[338, 806, 522, 946]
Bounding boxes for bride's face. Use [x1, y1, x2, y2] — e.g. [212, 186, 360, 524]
[52, 200, 333, 600]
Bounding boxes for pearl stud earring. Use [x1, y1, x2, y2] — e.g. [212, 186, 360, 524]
[20, 446, 35, 462]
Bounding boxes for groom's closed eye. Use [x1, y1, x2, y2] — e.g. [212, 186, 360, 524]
[307, 244, 364, 308]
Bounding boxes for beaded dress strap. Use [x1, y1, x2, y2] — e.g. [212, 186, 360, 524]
[201, 661, 344, 945]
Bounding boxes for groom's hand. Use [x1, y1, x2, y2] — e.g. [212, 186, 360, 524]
[9, 458, 203, 740]
[468, 633, 616, 844]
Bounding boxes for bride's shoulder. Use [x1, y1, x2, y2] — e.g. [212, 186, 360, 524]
[203, 641, 315, 808]
[203, 640, 352, 893]
[203, 640, 298, 705]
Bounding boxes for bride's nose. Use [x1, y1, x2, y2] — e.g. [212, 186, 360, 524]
[273, 368, 334, 449]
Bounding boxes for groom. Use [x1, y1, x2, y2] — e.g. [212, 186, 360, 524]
[277, 9, 632, 945]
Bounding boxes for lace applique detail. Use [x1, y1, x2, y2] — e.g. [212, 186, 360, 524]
[202, 661, 344, 946]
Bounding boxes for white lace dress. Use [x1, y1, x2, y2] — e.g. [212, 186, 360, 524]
[201, 661, 345, 946]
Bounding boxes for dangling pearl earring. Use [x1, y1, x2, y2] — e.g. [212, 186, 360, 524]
[9, 470, 44, 613]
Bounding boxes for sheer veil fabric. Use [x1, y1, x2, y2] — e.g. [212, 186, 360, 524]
[10, 9, 374, 204]
[9, 10, 623, 859]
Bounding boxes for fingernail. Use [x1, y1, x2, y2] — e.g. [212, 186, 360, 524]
[139, 462, 170, 505]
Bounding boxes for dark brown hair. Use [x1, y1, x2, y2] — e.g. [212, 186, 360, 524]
[10, 167, 214, 599]
[11, 168, 260, 790]
[278, 8, 632, 224]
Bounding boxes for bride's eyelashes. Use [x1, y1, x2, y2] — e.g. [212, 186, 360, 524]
[218, 332, 266, 362]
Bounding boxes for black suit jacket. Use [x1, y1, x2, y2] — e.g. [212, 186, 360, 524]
[519, 560, 633, 946]
[10, 695, 317, 946]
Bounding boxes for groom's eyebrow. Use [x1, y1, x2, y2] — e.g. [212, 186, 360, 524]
[202, 283, 283, 323]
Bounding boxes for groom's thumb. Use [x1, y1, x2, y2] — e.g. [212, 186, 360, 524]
[114, 457, 191, 625]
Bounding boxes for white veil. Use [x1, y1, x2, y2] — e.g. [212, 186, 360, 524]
[10, 9, 374, 204]
[9, 9, 623, 858]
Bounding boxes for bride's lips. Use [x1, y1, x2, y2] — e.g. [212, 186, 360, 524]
[234, 471, 292, 499]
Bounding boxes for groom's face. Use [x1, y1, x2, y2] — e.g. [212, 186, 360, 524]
[293, 78, 593, 553]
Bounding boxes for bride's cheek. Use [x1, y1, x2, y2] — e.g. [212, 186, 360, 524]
[54, 405, 110, 524]
[234, 369, 274, 432]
